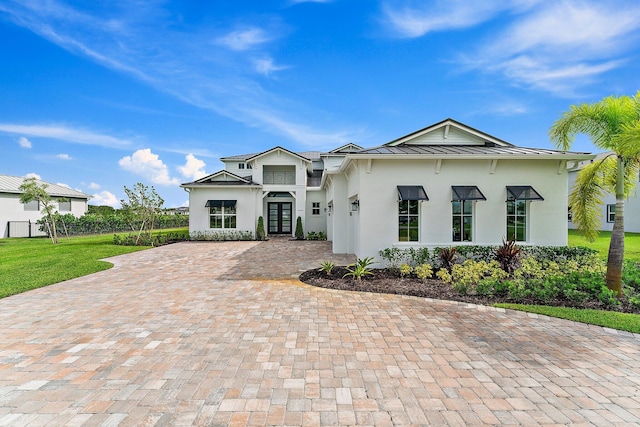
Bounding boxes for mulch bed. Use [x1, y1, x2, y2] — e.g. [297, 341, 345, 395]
[299, 267, 640, 314]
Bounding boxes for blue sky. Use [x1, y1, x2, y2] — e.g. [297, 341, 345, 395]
[1, 0, 639, 208]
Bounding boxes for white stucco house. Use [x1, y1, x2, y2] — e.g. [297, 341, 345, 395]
[182, 119, 594, 259]
[0, 175, 91, 238]
[568, 152, 640, 233]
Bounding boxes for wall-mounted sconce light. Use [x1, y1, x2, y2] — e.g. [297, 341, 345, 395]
[351, 200, 360, 211]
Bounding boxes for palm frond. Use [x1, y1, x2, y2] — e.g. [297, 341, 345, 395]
[549, 95, 640, 152]
[570, 159, 610, 241]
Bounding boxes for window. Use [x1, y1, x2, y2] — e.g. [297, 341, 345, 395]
[506, 200, 527, 241]
[568, 206, 573, 222]
[451, 186, 485, 242]
[607, 204, 615, 223]
[452, 201, 473, 242]
[59, 200, 71, 212]
[505, 186, 544, 242]
[238, 163, 245, 169]
[247, 163, 252, 169]
[399, 200, 419, 242]
[205, 200, 237, 229]
[312, 202, 320, 215]
[24, 200, 39, 211]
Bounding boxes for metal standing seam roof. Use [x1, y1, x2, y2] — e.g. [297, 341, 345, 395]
[350, 145, 592, 157]
[0, 175, 91, 199]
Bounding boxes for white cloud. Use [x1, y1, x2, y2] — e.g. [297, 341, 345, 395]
[90, 190, 120, 207]
[216, 27, 273, 51]
[56, 153, 72, 160]
[88, 182, 101, 190]
[0, 123, 132, 148]
[56, 182, 71, 189]
[18, 136, 32, 148]
[177, 154, 207, 181]
[25, 172, 41, 179]
[119, 148, 179, 186]
[253, 57, 288, 76]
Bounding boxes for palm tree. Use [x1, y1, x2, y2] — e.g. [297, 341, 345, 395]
[549, 92, 640, 296]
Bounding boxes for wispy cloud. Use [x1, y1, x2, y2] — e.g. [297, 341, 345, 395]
[0, 1, 359, 147]
[18, 136, 32, 148]
[381, 1, 539, 38]
[253, 57, 288, 76]
[0, 123, 132, 148]
[119, 148, 179, 186]
[88, 182, 101, 190]
[215, 27, 274, 51]
[56, 153, 72, 160]
[382, 1, 640, 96]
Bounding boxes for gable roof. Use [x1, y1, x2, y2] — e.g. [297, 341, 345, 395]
[181, 170, 259, 187]
[246, 146, 312, 163]
[0, 175, 91, 199]
[385, 118, 513, 147]
[329, 143, 364, 153]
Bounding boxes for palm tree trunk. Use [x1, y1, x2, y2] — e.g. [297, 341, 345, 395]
[606, 156, 625, 297]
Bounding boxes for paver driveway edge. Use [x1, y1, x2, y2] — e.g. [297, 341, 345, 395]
[1, 241, 639, 426]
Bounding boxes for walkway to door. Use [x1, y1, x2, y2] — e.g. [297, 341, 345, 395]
[0, 240, 639, 426]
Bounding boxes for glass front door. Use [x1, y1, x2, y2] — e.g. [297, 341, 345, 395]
[268, 202, 292, 234]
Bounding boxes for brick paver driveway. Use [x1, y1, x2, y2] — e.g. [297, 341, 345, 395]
[1, 240, 640, 426]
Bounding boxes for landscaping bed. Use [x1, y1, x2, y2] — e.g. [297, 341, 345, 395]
[299, 266, 640, 314]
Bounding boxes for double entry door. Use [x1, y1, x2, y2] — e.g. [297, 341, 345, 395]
[268, 202, 292, 234]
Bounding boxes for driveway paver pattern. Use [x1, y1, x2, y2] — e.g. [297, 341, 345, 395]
[0, 240, 639, 426]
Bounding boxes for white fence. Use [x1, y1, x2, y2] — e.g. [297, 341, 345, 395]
[7, 221, 48, 238]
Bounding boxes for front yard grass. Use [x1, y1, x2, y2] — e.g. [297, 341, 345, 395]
[0, 229, 187, 298]
[568, 229, 640, 261]
[495, 304, 640, 334]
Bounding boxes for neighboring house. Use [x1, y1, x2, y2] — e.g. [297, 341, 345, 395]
[0, 175, 91, 238]
[568, 152, 640, 233]
[164, 207, 189, 215]
[181, 118, 593, 260]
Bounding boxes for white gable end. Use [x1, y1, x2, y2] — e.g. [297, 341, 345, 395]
[386, 119, 512, 147]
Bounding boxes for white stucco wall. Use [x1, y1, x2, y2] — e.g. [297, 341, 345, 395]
[0, 194, 88, 238]
[339, 158, 569, 260]
[304, 189, 327, 235]
[188, 187, 260, 236]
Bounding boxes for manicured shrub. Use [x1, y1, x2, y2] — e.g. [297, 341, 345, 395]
[414, 264, 433, 281]
[295, 216, 304, 240]
[399, 264, 413, 277]
[256, 216, 266, 241]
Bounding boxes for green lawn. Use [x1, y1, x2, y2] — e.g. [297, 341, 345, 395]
[568, 229, 640, 262]
[495, 304, 640, 334]
[0, 229, 187, 298]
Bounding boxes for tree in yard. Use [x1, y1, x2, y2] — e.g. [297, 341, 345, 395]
[549, 92, 640, 296]
[19, 177, 59, 244]
[120, 183, 165, 245]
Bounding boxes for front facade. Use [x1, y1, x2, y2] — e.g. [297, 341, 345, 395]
[0, 175, 91, 238]
[182, 119, 593, 260]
